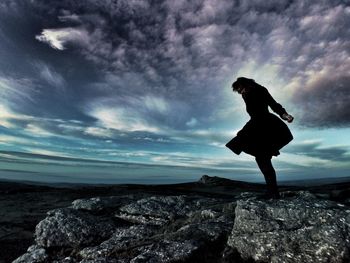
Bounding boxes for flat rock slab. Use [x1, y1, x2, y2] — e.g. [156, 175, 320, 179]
[115, 196, 192, 225]
[228, 191, 350, 262]
[71, 195, 138, 212]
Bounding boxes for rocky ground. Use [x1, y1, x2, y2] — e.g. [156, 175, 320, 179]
[1, 175, 350, 263]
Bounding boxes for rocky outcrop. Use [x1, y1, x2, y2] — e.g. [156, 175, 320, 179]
[71, 195, 137, 212]
[13, 188, 350, 263]
[228, 191, 350, 263]
[115, 195, 191, 225]
[13, 194, 234, 263]
[12, 245, 48, 263]
[34, 208, 115, 248]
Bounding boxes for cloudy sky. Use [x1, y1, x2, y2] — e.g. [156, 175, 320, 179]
[0, 0, 349, 184]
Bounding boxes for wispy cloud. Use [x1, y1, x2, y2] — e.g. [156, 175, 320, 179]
[84, 126, 113, 138]
[24, 148, 73, 158]
[286, 139, 350, 162]
[24, 124, 56, 137]
[87, 104, 160, 133]
[0, 104, 32, 128]
[0, 135, 34, 145]
[34, 62, 66, 91]
[84, 94, 188, 133]
[0, 76, 37, 104]
[35, 27, 89, 50]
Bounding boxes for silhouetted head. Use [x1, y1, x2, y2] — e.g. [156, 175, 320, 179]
[232, 77, 256, 94]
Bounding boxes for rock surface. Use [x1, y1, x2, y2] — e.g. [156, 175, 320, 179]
[71, 195, 138, 212]
[35, 208, 115, 248]
[12, 245, 48, 263]
[115, 195, 191, 225]
[228, 191, 350, 263]
[12, 177, 350, 263]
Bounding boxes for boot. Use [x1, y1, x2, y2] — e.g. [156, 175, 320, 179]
[264, 172, 280, 199]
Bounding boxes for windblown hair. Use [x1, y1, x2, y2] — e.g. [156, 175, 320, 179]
[232, 77, 260, 91]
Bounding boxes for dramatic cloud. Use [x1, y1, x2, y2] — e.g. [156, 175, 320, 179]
[0, 0, 349, 183]
[27, 0, 349, 128]
[293, 75, 350, 127]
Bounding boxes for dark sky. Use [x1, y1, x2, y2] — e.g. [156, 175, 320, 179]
[0, 0, 349, 183]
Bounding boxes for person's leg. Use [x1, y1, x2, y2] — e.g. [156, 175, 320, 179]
[255, 155, 280, 199]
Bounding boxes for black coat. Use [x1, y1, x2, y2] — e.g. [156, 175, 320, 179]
[226, 85, 293, 157]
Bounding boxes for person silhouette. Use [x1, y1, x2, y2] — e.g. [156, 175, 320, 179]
[226, 77, 294, 199]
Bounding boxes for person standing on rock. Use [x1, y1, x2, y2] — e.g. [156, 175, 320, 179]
[226, 77, 294, 199]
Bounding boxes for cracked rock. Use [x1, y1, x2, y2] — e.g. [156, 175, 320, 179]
[71, 195, 137, 212]
[34, 208, 115, 248]
[79, 225, 159, 260]
[227, 191, 350, 262]
[12, 245, 48, 263]
[13, 189, 350, 263]
[115, 196, 191, 225]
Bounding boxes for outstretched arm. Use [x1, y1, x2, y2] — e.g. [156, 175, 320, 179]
[264, 88, 294, 123]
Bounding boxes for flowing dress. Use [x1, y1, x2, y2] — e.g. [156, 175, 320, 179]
[226, 85, 293, 157]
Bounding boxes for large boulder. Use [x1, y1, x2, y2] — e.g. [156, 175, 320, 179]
[35, 208, 115, 248]
[12, 245, 48, 263]
[227, 191, 350, 262]
[79, 196, 233, 262]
